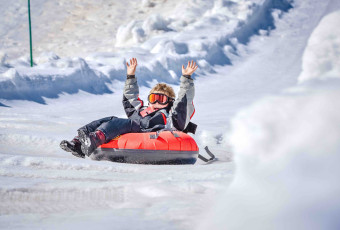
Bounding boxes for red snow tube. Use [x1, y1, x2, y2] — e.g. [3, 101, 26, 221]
[91, 131, 199, 164]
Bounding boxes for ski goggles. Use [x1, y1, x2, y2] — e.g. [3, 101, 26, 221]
[148, 93, 174, 105]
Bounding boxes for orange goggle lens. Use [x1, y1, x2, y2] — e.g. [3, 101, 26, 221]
[148, 93, 171, 105]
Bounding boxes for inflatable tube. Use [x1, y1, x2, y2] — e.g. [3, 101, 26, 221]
[91, 131, 199, 165]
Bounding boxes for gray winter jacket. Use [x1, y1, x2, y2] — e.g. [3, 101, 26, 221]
[122, 75, 195, 132]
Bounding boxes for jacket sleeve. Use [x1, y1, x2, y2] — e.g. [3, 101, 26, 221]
[122, 76, 144, 118]
[170, 75, 195, 131]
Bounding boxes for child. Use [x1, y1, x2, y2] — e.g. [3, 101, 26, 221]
[60, 58, 198, 158]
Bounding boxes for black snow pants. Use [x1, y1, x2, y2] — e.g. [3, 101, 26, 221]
[77, 116, 141, 143]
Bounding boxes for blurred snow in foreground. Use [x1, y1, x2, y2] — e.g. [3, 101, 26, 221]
[201, 8, 340, 230]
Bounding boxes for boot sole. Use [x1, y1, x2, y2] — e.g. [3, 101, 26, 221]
[78, 130, 92, 156]
[60, 140, 85, 158]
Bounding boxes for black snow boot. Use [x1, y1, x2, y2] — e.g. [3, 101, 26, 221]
[60, 137, 85, 158]
[78, 129, 106, 157]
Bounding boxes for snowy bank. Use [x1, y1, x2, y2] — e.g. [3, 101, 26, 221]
[0, 56, 112, 103]
[199, 8, 340, 230]
[0, 0, 292, 104]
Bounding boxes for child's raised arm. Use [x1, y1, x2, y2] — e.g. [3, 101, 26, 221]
[123, 58, 143, 118]
[171, 60, 198, 131]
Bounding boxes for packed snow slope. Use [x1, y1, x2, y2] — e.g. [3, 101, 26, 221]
[1, 0, 340, 229]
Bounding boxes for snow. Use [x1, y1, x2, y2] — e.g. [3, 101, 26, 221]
[298, 10, 340, 83]
[200, 85, 340, 230]
[0, 0, 293, 104]
[1, 0, 340, 229]
[198, 1, 340, 229]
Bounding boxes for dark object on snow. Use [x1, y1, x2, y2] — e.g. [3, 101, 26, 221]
[91, 131, 199, 165]
[60, 138, 85, 158]
[78, 130, 106, 156]
[198, 146, 216, 163]
[183, 122, 197, 134]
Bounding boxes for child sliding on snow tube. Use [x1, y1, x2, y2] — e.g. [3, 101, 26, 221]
[60, 58, 198, 158]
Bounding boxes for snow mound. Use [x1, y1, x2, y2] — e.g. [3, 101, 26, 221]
[0, 52, 10, 67]
[0, 57, 111, 103]
[115, 14, 172, 48]
[298, 10, 340, 83]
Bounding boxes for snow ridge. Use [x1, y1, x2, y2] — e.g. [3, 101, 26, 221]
[0, 57, 112, 103]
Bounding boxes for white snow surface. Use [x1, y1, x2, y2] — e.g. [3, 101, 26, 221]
[298, 10, 340, 82]
[1, 0, 340, 229]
